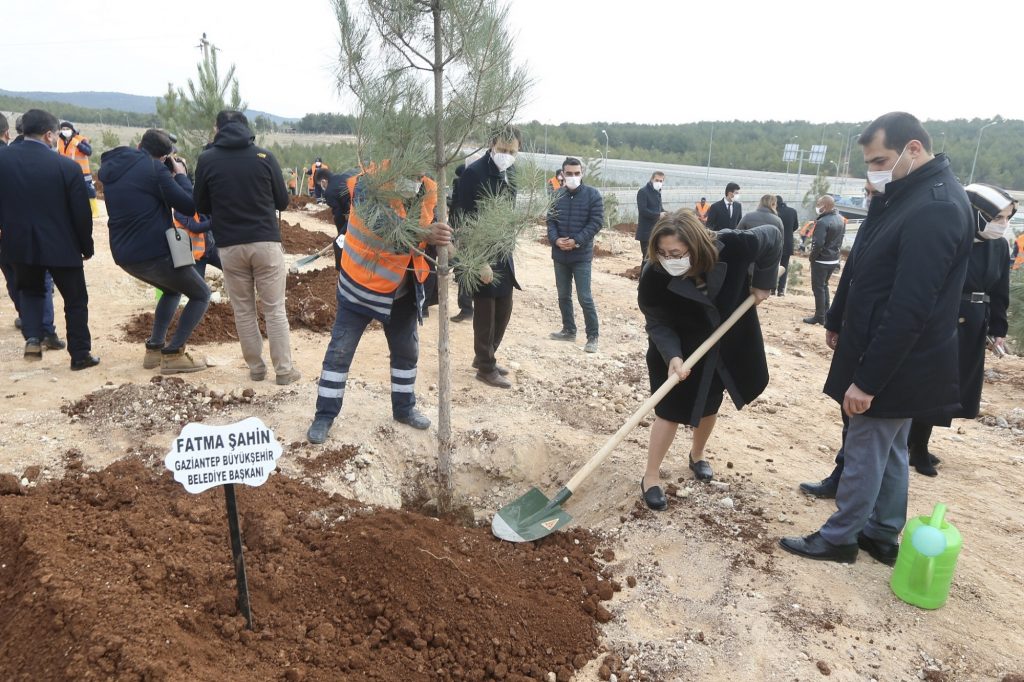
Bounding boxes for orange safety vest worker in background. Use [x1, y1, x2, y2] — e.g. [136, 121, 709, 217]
[287, 169, 297, 194]
[547, 174, 562, 194]
[309, 158, 329, 194]
[694, 198, 710, 224]
[173, 212, 207, 261]
[1014, 233, 1024, 270]
[57, 121, 98, 215]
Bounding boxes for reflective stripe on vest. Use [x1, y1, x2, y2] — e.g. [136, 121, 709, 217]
[173, 213, 206, 260]
[59, 135, 92, 180]
[340, 173, 430, 295]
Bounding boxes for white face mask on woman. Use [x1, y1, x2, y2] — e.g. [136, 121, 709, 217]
[658, 255, 691, 277]
[978, 218, 1009, 240]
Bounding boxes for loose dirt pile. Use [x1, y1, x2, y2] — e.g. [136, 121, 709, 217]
[61, 376, 258, 434]
[280, 219, 333, 254]
[288, 195, 316, 211]
[0, 458, 620, 682]
[611, 223, 637, 235]
[312, 207, 335, 224]
[123, 267, 342, 344]
[618, 266, 642, 281]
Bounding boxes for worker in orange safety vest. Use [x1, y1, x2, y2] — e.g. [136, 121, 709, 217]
[57, 121, 98, 216]
[308, 158, 329, 201]
[694, 197, 710, 224]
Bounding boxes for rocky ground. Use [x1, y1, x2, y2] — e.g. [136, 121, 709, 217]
[1, 201, 1022, 681]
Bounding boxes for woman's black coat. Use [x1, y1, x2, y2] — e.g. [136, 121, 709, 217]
[638, 225, 782, 426]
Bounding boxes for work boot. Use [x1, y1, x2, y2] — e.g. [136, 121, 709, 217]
[43, 334, 66, 350]
[143, 342, 164, 370]
[549, 329, 576, 341]
[307, 417, 334, 444]
[160, 348, 207, 374]
[276, 368, 302, 386]
[476, 369, 512, 389]
[395, 409, 431, 430]
[450, 309, 473, 323]
[24, 338, 42, 361]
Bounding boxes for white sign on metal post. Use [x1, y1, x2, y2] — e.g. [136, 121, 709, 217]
[165, 417, 282, 494]
[809, 145, 828, 164]
[782, 143, 800, 162]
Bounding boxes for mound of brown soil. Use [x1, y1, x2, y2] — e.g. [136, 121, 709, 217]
[611, 223, 637, 235]
[0, 458, 617, 681]
[619, 266, 641, 280]
[593, 245, 613, 258]
[280, 219, 333, 255]
[123, 268, 342, 344]
[312, 207, 335, 223]
[288, 195, 316, 210]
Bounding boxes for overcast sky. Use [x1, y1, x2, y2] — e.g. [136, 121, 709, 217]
[2, 0, 1018, 125]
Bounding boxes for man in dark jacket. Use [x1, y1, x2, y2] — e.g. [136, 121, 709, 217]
[781, 112, 973, 565]
[100, 129, 210, 373]
[452, 126, 522, 388]
[316, 167, 354, 271]
[193, 110, 297, 385]
[705, 182, 742, 230]
[774, 195, 798, 295]
[0, 109, 97, 369]
[547, 157, 604, 353]
[803, 195, 845, 324]
[449, 162, 475, 323]
[635, 171, 666, 259]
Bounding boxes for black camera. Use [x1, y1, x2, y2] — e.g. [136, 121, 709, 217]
[163, 132, 181, 172]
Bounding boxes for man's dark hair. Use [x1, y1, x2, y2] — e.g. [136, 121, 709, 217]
[858, 111, 932, 153]
[139, 129, 174, 158]
[0, 113, 8, 137]
[215, 110, 249, 129]
[726, 182, 740, 194]
[562, 157, 582, 170]
[490, 124, 522, 146]
[14, 115, 23, 135]
[314, 168, 332, 184]
[775, 195, 785, 205]
[21, 109, 59, 137]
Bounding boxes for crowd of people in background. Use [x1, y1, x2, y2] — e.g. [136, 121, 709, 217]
[0, 108, 1019, 568]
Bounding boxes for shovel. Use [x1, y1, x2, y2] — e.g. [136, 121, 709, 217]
[289, 242, 337, 274]
[492, 292, 761, 543]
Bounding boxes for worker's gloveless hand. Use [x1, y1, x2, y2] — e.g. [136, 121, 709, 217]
[842, 383, 873, 417]
[826, 330, 839, 350]
[751, 288, 771, 305]
[425, 222, 453, 246]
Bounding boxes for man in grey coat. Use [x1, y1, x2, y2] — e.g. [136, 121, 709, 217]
[803, 195, 845, 325]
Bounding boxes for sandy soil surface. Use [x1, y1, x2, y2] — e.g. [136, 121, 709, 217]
[1, 202, 1022, 682]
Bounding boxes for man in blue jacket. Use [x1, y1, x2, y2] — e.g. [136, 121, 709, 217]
[635, 171, 666, 259]
[781, 112, 973, 565]
[547, 157, 604, 353]
[100, 129, 210, 374]
[0, 109, 97, 369]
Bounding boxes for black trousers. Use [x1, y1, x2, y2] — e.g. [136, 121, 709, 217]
[777, 252, 791, 293]
[810, 261, 838, 320]
[15, 263, 91, 360]
[472, 295, 513, 372]
[638, 241, 648, 261]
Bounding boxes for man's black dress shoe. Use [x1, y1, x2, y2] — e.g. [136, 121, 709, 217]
[641, 478, 667, 511]
[70, 355, 101, 371]
[779, 531, 858, 564]
[799, 478, 838, 499]
[857, 532, 898, 566]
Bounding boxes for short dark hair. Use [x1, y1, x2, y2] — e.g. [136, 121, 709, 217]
[651, 171, 665, 180]
[0, 114, 8, 137]
[215, 110, 249, 129]
[858, 111, 932, 153]
[14, 115, 23, 135]
[562, 157, 582, 170]
[490, 124, 522, 146]
[139, 129, 174, 158]
[726, 182, 740, 194]
[314, 168, 332, 184]
[21, 109, 59, 137]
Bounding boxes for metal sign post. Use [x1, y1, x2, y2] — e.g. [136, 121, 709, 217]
[165, 416, 283, 631]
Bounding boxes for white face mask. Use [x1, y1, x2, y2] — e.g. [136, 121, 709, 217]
[815, 206, 824, 215]
[491, 151, 515, 172]
[978, 218, 1009, 240]
[658, 255, 691, 277]
[866, 146, 910, 195]
[652, 181, 664, 191]
[731, 193, 740, 202]
[564, 175, 582, 190]
[60, 129, 73, 139]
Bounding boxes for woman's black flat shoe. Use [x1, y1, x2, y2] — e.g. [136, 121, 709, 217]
[689, 453, 714, 481]
[641, 478, 668, 511]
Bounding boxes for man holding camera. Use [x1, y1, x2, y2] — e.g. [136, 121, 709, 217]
[99, 129, 210, 373]
[193, 110, 296, 384]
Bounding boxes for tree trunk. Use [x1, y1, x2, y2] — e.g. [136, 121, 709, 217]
[432, 0, 454, 513]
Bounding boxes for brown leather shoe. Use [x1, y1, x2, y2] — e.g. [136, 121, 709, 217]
[476, 369, 511, 389]
[471, 359, 510, 375]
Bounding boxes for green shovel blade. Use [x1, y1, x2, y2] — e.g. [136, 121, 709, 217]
[491, 487, 573, 543]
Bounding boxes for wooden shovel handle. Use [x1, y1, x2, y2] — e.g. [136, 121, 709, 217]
[563, 293, 758, 494]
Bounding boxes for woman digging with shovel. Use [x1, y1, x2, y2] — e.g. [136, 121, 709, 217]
[638, 211, 782, 510]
